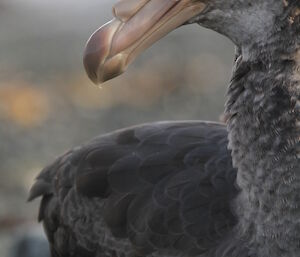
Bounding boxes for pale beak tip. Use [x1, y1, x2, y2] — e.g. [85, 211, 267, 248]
[83, 52, 126, 84]
[83, 20, 126, 84]
[83, 27, 108, 84]
[83, 52, 100, 84]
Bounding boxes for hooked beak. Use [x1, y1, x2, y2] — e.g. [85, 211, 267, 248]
[83, 0, 207, 84]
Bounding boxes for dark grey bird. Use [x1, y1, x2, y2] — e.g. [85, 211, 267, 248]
[28, 0, 300, 257]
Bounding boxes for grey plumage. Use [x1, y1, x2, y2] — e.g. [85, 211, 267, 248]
[29, 121, 238, 257]
[29, 0, 300, 257]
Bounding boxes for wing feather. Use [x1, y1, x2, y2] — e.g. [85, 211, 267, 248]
[29, 121, 238, 257]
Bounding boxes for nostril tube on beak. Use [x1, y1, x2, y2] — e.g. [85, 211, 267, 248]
[113, 0, 150, 22]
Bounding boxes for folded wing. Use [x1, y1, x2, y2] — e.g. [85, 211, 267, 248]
[29, 121, 238, 257]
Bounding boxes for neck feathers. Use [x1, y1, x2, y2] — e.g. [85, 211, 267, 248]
[225, 44, 300, 255]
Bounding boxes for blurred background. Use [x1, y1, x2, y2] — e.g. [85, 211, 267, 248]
[0, 0, 234, 256]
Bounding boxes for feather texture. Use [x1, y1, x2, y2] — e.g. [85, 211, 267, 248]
[30, 121, 238, 257]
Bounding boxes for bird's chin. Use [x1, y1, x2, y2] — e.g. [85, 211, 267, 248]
[83, 0, 207, 84]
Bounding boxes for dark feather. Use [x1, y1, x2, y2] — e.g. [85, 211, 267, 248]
[29, 121, 238, 257]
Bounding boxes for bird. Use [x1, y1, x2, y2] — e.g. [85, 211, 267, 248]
[28, 0, 300, 257]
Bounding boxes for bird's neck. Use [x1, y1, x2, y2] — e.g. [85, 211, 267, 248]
[225, 41, 300, 256]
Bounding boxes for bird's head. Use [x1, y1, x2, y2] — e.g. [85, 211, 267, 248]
[83, 0, 298, 84]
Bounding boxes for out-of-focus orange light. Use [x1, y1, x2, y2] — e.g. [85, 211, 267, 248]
[0, 81, 50, 128]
